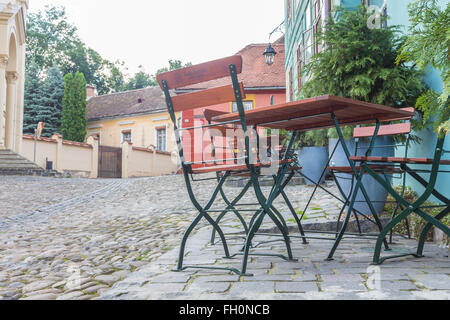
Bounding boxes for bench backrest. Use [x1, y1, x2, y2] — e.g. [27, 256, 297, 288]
[157, 56, 245, 113]
[157, 55, 247, 169]
[353, 122, 411, 138]
[353, 107, 414, 139]
[353, 122, 412, 139]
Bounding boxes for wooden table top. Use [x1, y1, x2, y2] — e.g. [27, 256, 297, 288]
[212, 95, 415, 131]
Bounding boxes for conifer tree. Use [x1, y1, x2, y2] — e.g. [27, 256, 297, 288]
[300, 5, 425, 138]
[41, 66, 65, 136]
[61, 71, 87, 142]
[23, 63, 65, 137]
[23, 61, 44, 135]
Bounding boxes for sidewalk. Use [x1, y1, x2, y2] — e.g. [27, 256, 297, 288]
[100, 224, 450, 300]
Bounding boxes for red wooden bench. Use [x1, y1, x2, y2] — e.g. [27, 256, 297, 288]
[329, 122, 450, 171]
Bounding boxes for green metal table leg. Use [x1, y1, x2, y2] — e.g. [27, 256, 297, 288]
[211, 179, 252, 245]
[327, 167, 366, 260]
[416, 206, 450, 257]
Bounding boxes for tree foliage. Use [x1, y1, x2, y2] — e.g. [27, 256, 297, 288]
[26, 5, 125, 95]
[125, 60, 193, 90]
[300, 5, 426, 139]
[397, 0, 450, 132]
[155, 59, 193, 76]
[23, 63, 64, 137]
[125, 65, 155, 91]
[24, 5, 192, 139]
[61, 72, 87, 142]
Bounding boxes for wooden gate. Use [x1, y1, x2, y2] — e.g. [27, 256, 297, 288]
[98, 146, 122, 178]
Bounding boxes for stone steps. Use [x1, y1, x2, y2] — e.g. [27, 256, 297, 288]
[0, 149, 46, 176]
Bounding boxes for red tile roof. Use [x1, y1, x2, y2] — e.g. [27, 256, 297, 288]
[177, 42, 285, 91]
[87, 87, 168, 121]
[87, 40, 285, 121]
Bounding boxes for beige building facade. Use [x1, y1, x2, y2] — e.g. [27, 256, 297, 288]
[0, 0, 28, 154]
[86, 86, 178, 154]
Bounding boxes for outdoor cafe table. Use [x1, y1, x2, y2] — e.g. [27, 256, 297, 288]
[212, 95, 416, 271]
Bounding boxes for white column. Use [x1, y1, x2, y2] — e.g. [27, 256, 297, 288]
[0, 55, 7, 148]
[15, 44, 25, 154]
[5, 71, 18, 151]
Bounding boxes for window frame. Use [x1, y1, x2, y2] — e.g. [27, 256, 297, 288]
[155, 126, 168, 152]
[121, 129, 132, 144]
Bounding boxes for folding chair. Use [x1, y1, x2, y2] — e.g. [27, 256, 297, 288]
[157, 56, 305, 275]
[352, 128, 450, 264]
[203, 109, 308, 248]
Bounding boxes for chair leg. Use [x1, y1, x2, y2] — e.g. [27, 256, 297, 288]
[240, 210, 266, 275]
[176, 214, 204, 271]
[372, 207, 414, 265]
[256, 177, 295, 260]
[327, 169, 365, 261]
[416, 206, 450, 257]
[279, 190, 308, 244]
[210, 180, 251, 245]
[351, 176, 390, 251]
[262, 206, 295, 261]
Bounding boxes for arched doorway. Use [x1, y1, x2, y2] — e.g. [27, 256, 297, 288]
[4, 32, 18, 151]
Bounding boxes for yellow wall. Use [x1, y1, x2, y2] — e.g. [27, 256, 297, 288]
[87, 112, 179, 153]
[21, 134, 98, 178]
[229, 94, 256, 112]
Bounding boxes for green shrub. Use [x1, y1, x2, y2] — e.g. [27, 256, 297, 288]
[382, 186, 449, 246]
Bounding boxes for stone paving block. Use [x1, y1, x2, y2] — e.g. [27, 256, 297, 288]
[335, 267, 371, 275]
[409, 274, 450, 290]
[291, 273, 318, 282]
[410, 290, 450, 300]
[185, 281, 231, 293]
[320, 281, 367, 292]
[21, 293, 59, 300]
[141, 283, 186, 293]
[319, 274, 363, 282]
[228, 281, 275, 295]
[374, 273, 410, 281]
[150, 273, 191, 284]
[418, 268, 450, 274]
[242, 274, 293, 282]
[275, 281, 318, 293]
[193, 275, 240, 283]
[376, 280, 418, 291]
[381, 268, 425, 276]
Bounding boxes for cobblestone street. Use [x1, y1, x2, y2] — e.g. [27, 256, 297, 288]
[0, 175, 448, 300]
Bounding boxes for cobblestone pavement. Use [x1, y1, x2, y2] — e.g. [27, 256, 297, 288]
[0, 175, 448, 300]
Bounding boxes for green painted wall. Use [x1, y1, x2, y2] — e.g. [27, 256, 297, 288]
[285, 0, 449, 200]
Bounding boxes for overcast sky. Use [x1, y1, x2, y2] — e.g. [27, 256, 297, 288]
[29, 0, 286, 76]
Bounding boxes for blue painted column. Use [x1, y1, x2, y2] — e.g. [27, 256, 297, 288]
[388, 0, 449, 200]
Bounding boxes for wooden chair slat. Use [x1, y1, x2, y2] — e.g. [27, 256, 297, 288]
[157, 55, 243, 90]
[171, 83, 245, 112]
[328, 165, 403, 174]
[353, 122, 412, 138]
[204, 109, 232, 122]
[191, 159, 295, 174]
[349, 156, 450, 165]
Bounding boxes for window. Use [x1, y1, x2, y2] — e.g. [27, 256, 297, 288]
[297, 44, 303, 90]
[232, 101, 254, 113]
[289, 68, 293, 102]
[156, 127, 167, 152]
[122, 130, 132, 143]
[306, 2, 312, 28]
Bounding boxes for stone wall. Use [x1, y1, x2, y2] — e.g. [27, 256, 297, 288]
[21, 134, 99, 178]
[121, 141, 178, 178]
